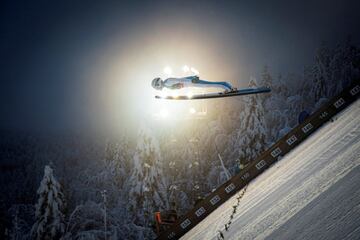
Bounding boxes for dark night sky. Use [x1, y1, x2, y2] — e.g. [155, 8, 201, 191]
[0, 0, 359, 132]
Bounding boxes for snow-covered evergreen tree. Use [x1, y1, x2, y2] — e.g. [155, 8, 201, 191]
[31, 165, 66, 240]
[310, 42, 332, 103]
[260, 65, 273, 89]
[168, 184, 190, 214]
[263, 74, 290, 144]
[234, 78, 267, 166]
[299, 65, 314, 110]
[260, 65, 273, 105]
[308, 39, 359, 108]
[103, 137, 132, 191]
[328, 37, 360, 95]
[7, 204, 34, 240]
[9, 209, 22, 240]
[286, 95, 303, 127]
[126, 124, 168, 234]
[273, 74, 289, 98]
[63, 200, 124, 240]
[207, 153, 231, 188]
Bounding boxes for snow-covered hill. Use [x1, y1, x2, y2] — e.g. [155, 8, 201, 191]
[182, 100, 360, 240]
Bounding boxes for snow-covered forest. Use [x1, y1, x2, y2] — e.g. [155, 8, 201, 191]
[1, 40, 359, 239]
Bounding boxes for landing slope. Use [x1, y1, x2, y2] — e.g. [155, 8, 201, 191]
[182, 100, 360, 240]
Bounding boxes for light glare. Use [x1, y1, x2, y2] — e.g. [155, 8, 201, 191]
[159, 108, 169, 118]
[186, 91, 193, 99]
[164, 66, 172, 75]
[159, 90, 168, 98]
[190, 67, 199, 75]
[171, 92, 179, 98]
[182, 65, 190, 72]
[189, 107, 196, 114]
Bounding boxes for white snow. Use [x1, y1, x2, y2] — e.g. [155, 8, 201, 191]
[181, 100, 360, 240]
[32, 165, 66, 240]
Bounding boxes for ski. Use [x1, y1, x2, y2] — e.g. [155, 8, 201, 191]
[155, 87, 271, 100]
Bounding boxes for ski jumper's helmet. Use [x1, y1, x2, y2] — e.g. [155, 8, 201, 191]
[152, 78, 163, 90]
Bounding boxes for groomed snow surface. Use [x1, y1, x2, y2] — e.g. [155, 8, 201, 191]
[182, 100, 360, 240]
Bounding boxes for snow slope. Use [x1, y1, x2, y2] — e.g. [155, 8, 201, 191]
[182, 100, 360, 240]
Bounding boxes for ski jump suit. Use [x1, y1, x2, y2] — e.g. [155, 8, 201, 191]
[163, 76, 233, 91]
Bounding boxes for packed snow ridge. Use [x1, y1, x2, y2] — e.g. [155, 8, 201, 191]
[182, 100, 360, 240]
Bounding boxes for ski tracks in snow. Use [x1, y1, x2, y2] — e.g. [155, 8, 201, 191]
[182, 100, 360, 240]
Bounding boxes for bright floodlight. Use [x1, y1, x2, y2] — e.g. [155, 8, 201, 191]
[182, 65, 190, 72]
[186, 91, 193, 99]
[189, 107, 196, 114]
[159, 108, 169, 118]
[190, 67, 199, 75]
[171, 91, 179, 98]
[163, 66, 172, 75]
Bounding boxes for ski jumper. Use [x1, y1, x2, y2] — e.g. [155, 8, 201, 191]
[163, 76, 232, 91]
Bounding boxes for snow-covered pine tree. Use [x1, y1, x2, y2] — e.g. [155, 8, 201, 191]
[273, 74, 289, 98]
[105, 136, 131, 168]
[260, 65, 273, 89]
[127, 124, 168, 232]
[329, 37, 360, 95]
[260, 65, 273, 105]
[104, 136, 132, 189]
[310, 42, 332, 103]
[63, 200, 123, 240]
[9, 209, 21, 240]
[168, 183, 190, 213]
[31, 165, 66, 240]
[235, 78, 267, 166]
[309, 38, 360, 109]
[263, 74, 290, 144]
[299, 65, 315, 110]
[7, 204, 34, 240]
